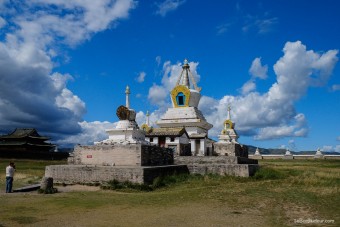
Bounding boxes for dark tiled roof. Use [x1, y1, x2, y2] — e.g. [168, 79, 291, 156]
[146, 127, 187, 137]
[0, 141, 27, 146]
[0, 141, 53, 147]
[0, 128, 49, 140]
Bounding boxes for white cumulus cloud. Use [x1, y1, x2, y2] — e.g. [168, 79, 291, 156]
[146, 43, 338, 142]
[249, 57, 268, 79]
[148, 60, 200, 109]
[199, 41, 338, 140]
[55, 121, 117, 147]
[136, 71, 146, 83]
[332, 84, 340, 91]
[0, 16, 6, 28]
[148, 84, 168, 108]
[240, 57, 268, 95]
[321, 146, 332, 152]
[240, 80, 256, 95]
[155, 0, 186, 17]
[337, 145, 340, 153]
[0, 0, 136, 145]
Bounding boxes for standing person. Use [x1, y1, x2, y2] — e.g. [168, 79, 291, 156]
[6, 162, 15, 193]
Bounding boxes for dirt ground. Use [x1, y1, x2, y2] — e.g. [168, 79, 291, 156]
[0, 185, 270, 227]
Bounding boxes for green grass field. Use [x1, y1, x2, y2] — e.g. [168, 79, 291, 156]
[0, 158, 339, 226]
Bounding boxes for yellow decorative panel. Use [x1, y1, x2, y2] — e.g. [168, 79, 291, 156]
[223, 119, 234, 129]
[141, 124, 152, 133]
[170, 85, 190, 108]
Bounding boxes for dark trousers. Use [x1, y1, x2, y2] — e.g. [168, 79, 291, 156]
[6, 177, 13, 193]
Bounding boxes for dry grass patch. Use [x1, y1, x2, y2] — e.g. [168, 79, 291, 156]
[0, 158, 339, 226]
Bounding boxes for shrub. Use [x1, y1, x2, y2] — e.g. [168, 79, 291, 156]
[38, 187, 58, 194]
[101, 179, 152, 191]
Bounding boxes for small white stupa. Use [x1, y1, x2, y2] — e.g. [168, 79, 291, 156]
[314, 147, 324, 159]
[214, 104, 248, 157]
[97, 86, 147, 145]
[217, 105, 239, 143]
[141, 111, 152, 133]
[315, 148, 323, 155]
[284, 148, 293, 159]
[254, 147, 261, 155]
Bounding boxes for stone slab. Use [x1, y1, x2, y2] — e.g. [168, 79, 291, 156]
[214, 143, 248, 158]
[45, 165, 189, 185]
[174, 156, 259, 177]
[188, 164, 259, 177]
[174, 156, 258, 165]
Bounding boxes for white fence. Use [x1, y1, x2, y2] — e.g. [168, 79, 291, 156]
[249, 154, 340, 160]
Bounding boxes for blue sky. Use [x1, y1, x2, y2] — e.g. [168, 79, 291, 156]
[0, 0, 339, 152]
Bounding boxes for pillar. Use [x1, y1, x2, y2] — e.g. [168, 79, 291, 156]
[191, 140, 196, 156]
[200, 139, 206, 156]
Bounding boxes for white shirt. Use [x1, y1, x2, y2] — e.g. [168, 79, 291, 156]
[6, 165, 15, 177]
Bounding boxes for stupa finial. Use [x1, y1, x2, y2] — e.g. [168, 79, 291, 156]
[227, 104, 231, 120]
[146, 111, 150, 125]
[182, 59, 190, 87]
[174, 58, 201, 92]
[125, 85, 130, 108]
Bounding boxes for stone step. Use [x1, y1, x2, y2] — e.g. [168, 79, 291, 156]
[13, 184, 41, 193]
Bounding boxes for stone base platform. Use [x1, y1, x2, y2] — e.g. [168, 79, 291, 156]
[70, 144, 173, 167]
[174, 156, 259, 177]
[214, 143, 249, 158]
[45, 164, 189, 185]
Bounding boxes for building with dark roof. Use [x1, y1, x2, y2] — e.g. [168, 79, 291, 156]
[143, 127, 191, 156]
[0, 128, 55, 152]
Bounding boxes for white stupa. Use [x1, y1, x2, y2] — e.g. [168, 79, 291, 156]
[314, 147, 324, 159]
[254, 147, 261, 155]
[97, 86, 147, 145]
[156, 59, 213, 155]
[217, 105, 239, 143]
[315, 148, 323, 156]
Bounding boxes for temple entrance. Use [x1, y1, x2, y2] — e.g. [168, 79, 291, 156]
[180, 144, 191, 156]
[158, 136, 166, 147]
[195, 139, 201, 154]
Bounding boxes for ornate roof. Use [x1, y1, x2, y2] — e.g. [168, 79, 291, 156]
[145, 127, 188, 137]
[0, 128, 50, 140]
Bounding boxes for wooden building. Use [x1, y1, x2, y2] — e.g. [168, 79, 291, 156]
[0, 128, 55, 152]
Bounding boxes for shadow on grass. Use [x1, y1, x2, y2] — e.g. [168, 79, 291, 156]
[101, 174, 195, 192]
[10, 216, 41, 225]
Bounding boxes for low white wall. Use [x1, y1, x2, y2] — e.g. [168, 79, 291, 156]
[249, 154, 340, 160]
